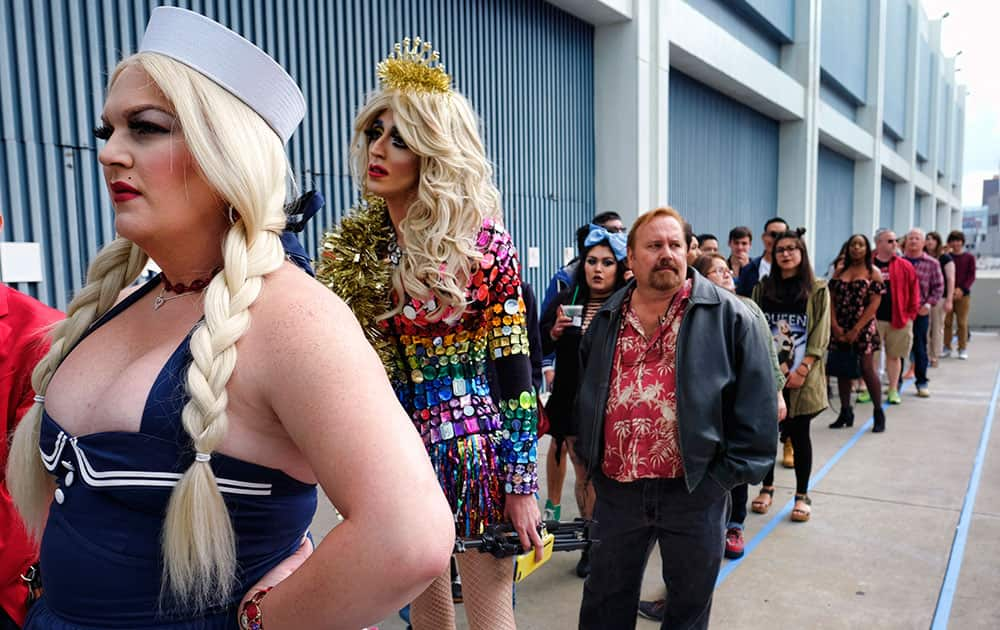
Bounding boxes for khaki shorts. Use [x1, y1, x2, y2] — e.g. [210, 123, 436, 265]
[876, 319, 913, 359]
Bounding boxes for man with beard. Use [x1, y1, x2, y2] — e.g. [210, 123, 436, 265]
[573, 207, 777, 629]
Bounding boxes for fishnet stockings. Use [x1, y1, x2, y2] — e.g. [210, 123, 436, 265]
[410, 553, 516, 630]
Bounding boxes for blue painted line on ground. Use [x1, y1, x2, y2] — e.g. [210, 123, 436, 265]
[930, 365, 1000, 630]
[716, 379, 913, 587]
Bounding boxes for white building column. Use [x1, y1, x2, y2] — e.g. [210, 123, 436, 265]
[853, 0, 887, 238]
[892, 0, 921, 237]
[923, 18, 943, 232]
[776, 0, 821, 255]
[592, 0, 668, 224]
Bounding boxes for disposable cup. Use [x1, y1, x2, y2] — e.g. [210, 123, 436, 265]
[562, 304, 583, 328]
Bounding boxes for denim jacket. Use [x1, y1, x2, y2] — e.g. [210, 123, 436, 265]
[572, 270, 779, 492]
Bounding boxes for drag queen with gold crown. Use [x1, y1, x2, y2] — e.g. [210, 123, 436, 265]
[318, 38, 542, 629]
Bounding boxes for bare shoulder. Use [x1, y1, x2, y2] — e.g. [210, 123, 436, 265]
[250, 262, 361, 351]
[870, 266, 884, 282]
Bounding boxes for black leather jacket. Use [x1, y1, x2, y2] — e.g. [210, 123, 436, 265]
[572, 270, 778, 492]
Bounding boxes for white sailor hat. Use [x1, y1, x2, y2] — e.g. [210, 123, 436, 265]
[139, 6, 305, 144]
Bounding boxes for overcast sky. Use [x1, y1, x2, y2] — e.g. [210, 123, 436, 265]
[922, 0, 1000, 207]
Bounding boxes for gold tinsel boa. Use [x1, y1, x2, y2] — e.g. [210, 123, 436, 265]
[316, 195, 405, 384]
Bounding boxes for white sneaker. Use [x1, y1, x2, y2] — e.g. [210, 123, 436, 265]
[940, 349, 952, 358]
[959, 349, 968, 360]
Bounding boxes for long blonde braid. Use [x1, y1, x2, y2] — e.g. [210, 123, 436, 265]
[12, 49, 291, 613]
[7, 238, 148, 537]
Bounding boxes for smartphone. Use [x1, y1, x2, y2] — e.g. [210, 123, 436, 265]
[513, 532, 555, 582]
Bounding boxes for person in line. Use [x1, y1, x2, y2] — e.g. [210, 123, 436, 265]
[735, 217, 789, 297]
[924, 232, 954, 367]
[316, 37, 542, 630]
[540, 213, 626, 319]
[901, 229, 944, 397]
[942, 230, 976, 360]
[684, 223, 701, 265]
[540, 213, 627, 395]
[751, 229, 830, 521]
[737, 217, 794, 466]
[696, 233, 719, 256]
[540, 225, 628, 579]
[574, 207, 777, 630]
[7, 10, 454, 629]
[868, 229, 919, 407]
[695, 254, 787, 553]
[827, 234, 886, 431]
[636, 251, 788, 623]
[726, 225, 753, 277]
[0, 213, 64, 630]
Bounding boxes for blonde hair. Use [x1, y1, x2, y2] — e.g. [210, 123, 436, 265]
[6, 52, 290, 610]
[349, 89, 503, 322]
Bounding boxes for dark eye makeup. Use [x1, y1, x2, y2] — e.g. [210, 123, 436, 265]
[92, 118, 171, 141]
[365, 123, 409, 149]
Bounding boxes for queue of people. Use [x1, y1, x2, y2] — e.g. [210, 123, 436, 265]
[0, 7, 981, 630]
[539, 215, 976, 627]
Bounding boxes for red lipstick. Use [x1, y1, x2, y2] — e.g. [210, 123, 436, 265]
[110, 181, 141, 202]
[367, 164, 388, 178]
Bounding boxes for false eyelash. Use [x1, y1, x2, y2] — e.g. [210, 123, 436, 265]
[93, 124, 112, 140]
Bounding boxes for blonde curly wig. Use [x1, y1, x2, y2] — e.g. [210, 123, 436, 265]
[349, 89, 503, 322]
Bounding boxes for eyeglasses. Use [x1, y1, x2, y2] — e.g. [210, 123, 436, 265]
[766, 231, 784, 239]
[775, 246, 800, 255]
[885, 238, 897, 243]
[605, 226, 628, 234]
[707, 267, 733, 277]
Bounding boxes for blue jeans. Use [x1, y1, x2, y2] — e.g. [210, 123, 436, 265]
[913, 314, 930, 387]
[579, 473, 729, 630]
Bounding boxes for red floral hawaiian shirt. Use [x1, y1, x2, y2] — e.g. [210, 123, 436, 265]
[602, 280, 692, 482]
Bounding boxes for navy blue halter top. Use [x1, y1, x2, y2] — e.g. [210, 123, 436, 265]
[27, 277, 318, 629]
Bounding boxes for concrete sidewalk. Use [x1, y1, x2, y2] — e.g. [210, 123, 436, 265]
[311, 331, 1000, 629]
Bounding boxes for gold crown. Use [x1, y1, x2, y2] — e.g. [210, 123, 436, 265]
[376, 37, 451, 94]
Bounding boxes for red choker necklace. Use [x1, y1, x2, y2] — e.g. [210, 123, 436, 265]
[153, 268, 222, 311]
[161, 267, 222, 294]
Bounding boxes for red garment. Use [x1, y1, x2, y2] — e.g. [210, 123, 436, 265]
[951, 251, 976, 295]
[1, 284, 62, 626]
[602, 280, 691, 482]
[884, 256, 920, 329]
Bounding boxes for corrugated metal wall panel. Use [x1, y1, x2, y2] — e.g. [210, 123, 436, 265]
[1, 0, 595, 309]
[882, 0, 909, 138]
[880, 176, 896, 230]
[820, 0, 869, 104]
[917, 37, 932, 159]
[815, 145, 854, 272]
[668, 69, 779, 252]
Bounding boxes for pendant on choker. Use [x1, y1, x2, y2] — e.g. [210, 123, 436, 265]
[153, 267, 221, 311]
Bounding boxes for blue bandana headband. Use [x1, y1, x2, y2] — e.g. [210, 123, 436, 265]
[583, 224, 627, 261]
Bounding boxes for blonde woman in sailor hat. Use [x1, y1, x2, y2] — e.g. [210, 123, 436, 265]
[317, 38, 543, 630]
[6, 8, 452, 629]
